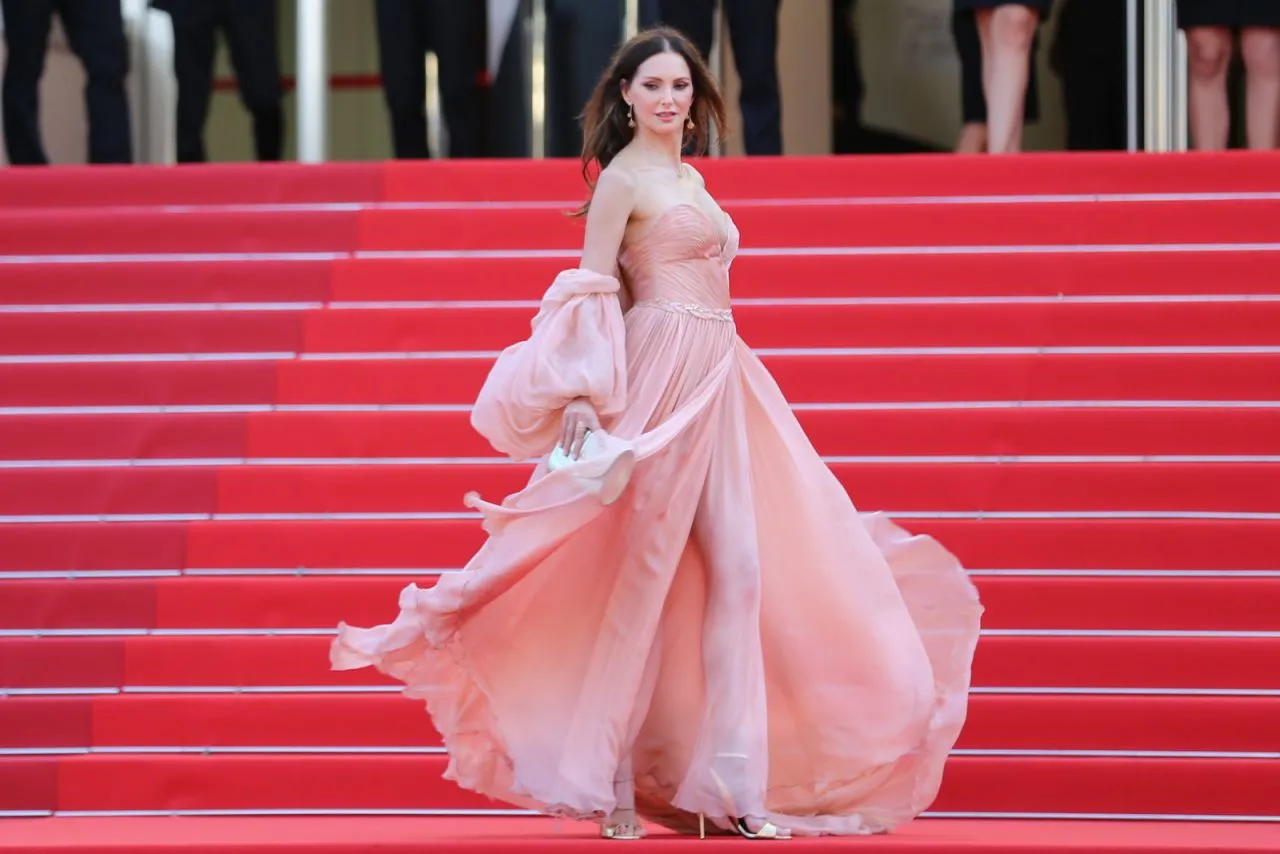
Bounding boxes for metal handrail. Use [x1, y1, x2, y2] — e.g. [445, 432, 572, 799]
[296, 0, 328, 163]
[1142, 0, 1188, 152]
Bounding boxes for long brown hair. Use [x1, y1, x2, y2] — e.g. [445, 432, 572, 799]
[572, 27, 728, 217]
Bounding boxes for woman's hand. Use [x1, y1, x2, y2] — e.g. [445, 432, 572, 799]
[560, 398, 602, 459]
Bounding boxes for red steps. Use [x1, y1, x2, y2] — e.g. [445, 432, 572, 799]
[3, 462, 1278, 516]
[5, 693, 1278, 753]
[5, 301, 1278, 355]
[3, 354, 1277, 407]
[2, 519, 1277, 573]
[7, 816, 1280, 854]
[3, 151, 1280, 209]
[5, 251, 1280, 305]
[4, 198, 1280, 254]
[2, 155, 1279, 841]
[4, 634, 1278, 692]
[3, 817, 1279, 854]
[3, 576, 1278, 632]
[2, 408, 1280, 460]
[1, 753, 1276, 817]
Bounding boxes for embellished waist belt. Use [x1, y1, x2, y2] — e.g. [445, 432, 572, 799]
[632, 298, 734, 322]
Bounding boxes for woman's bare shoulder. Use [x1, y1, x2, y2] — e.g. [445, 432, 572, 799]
[680, 160, 707, 188]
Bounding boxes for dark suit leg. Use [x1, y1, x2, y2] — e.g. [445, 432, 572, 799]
[425, 0, 486, 157]
[58, 0, 134, 163]
[165, 0, 221, 162]
[658, 0, 716, 59]
[225, 0, 284, 160]
[375, 0, 430, 159]
[1, 0, 55, 165]
[723, 0, 782, 155]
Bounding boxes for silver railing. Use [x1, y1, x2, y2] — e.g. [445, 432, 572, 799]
[295, 0, 329, 163]
[1140, 0, 1188, 152]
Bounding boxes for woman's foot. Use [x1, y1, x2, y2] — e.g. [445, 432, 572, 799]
[733, 816, 791, 840]
[600, 806, 645, 840]
[601, 756, 645, 839]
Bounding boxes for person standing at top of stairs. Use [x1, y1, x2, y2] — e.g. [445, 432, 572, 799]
[373, 0, 487, 159]
[152, 0, 284, 162]
[0, 0, 134, 165]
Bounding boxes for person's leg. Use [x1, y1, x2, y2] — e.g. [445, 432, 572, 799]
[1240, 27, 1280, 149]
[685, 389, 781, 838]
[225, 0, 285, 161]
[59, 0, 134, 163]
[165, 0, 221, 163]
[723, 0, 783, 155]
[975, 3, 1039, 153]
[374, 0, 430, 158]
[658, 0, 716, 60]
[1185, 26, 1234, 149]
[1, 0, 56, 164]
[426, 0, 487, 157]
[953, 9, 988, 152]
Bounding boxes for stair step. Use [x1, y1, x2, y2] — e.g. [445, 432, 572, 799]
[4, 575, 1276, 632]
[1, 353, 1277, 407]
[3, 633, 1277, 691]
[3, 251, 1280, 306]
[2, 692, 1276, 754]
[2, 408, 1280, 460]
[1, 753, 1274, 817]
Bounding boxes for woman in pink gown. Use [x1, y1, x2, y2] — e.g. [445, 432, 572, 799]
[331, 27, 983, 840]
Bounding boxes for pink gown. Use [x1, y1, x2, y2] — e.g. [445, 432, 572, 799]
[331, 202, 984, 836]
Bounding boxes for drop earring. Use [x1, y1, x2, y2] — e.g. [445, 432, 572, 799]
[627, 103, 635, 128]
[686, 115, 695, 130]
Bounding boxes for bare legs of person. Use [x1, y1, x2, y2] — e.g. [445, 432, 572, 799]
[601, 755, 645, 840]
[1187, 26, 1280, 150]
[1242, 28, 1280, 149]
[956, 122, 989, 153]
[689, 399, 789, 841]
[975, 4, 1039, 153]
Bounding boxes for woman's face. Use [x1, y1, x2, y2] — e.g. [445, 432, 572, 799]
[623, 51, 694, 139]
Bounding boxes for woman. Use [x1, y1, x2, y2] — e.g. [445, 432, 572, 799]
[1177, 0, 1280, 150]
[952, 0, 1054, 153]
[332, 27, 982, 840]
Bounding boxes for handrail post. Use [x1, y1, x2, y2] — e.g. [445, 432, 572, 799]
[296, 0, 329, 163]
[622, 0, 639, 43]
[1146, 0, 1172, 151]
[525, 0, 548, 159]
[1126, 0, 1138, 151]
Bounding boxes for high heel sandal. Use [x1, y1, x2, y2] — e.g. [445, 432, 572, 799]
[698, 762, 791, 840]
[600, 820, 644, 841]
[600, 761, 646, 840]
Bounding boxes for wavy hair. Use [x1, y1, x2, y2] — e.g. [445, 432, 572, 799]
[572, 27, 728, 217]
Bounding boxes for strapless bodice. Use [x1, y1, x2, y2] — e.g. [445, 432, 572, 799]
[618, 204, 739, 315]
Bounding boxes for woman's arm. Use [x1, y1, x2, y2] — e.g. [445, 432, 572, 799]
[559, 167, 636, 453]
[579, 167, 636, 277]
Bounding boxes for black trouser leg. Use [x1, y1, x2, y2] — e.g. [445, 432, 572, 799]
[166, 0, 221, 163]
[425, 0, 486, 157]
[658, 0, 716, 58]
[1, 0, 55, 165]
[375, 0, 430, 158]
[58, 0, 134, 163]
[224, 0, 283, 160]
[723, 0, 782, 154]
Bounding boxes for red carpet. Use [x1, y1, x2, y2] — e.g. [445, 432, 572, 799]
[1, 152, 1278, 851]
[0, 817, 1276, 854]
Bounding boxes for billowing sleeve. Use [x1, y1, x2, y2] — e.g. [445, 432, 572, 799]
[470, 268, 627, 460]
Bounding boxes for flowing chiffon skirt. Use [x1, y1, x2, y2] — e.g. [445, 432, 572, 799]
[331, 275, 984, 836]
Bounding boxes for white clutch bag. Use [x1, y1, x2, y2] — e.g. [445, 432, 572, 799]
[546, 429, 636, 506]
